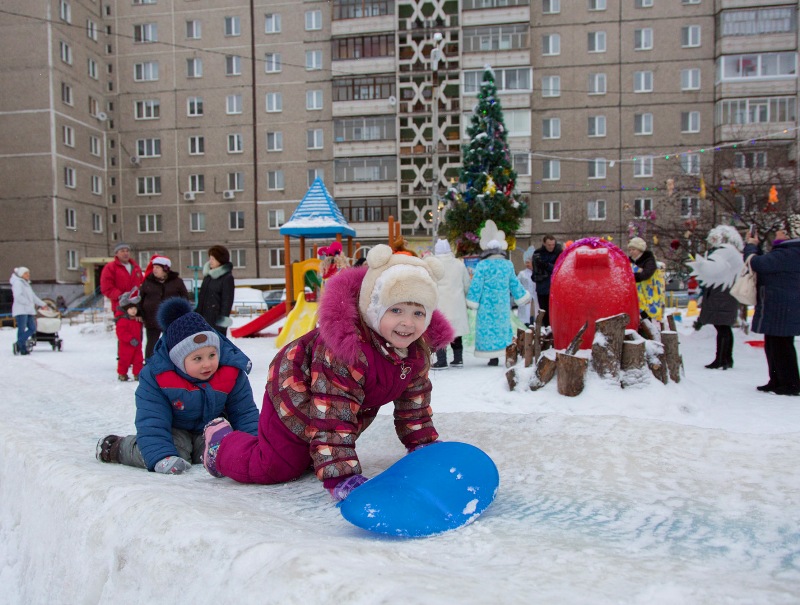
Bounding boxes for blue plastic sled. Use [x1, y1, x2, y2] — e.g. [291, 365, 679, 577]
[339, 441, 499, 538]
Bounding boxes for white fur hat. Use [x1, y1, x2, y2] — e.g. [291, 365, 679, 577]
[14, 267, 30, 278]
[434, 239, 452, 255]
[359, 244, 444, 333]
[627, 237, 647, 253]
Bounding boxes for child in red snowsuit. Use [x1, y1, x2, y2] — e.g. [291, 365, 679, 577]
[116, 289, 144, 381]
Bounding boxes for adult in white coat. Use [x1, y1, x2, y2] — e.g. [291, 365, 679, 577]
[10, 267, 48, 355]
[432, 239, 471, 368]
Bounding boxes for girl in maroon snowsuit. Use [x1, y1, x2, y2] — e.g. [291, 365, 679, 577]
[115, 289, 144, 381]
[202, 245, 454, 501]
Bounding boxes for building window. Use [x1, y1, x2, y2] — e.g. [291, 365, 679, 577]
[137, 176, 161, 195]
[266, 131, 283, 152]
[332, 34, 396, 60]
[589, 0, 606, 10]
[228, 133, 243, 153]
[681, 111, 701, 133]
[681, 25, 701, 48]
[266, 92, 282, 112]
[306, 50, 323, 71]
[267, 170, 285, 190]
[464, 68, 532, 93]
[92, 213, 103, 233]
[224, 16, 240, 37]
[634, 112, 653, 135]
[634, 28, 653, 51]
[588, 73, 606, 95]
[269, 248, 285, 269]
[186, 58, 202, 78]
[335, 116, 396, 142]
[543, 200, 561, 222]
[635, 0, 653, 6]
[718, 53, 797, 80]
[134, 23, 158, 43]
[543, 0, 560, 15]
[135, 99, 160, 119]
[588, 31, 606, 53]
[305, 10, 322, 30]
[64, 166, 76, 188]
[66, 250, 78, 270]
[734, 151, 767, 169]
[721, 7, 797, 37]
[228, 172, 245, 191]
[634, 198, 653, 218]
[187, 97, 203, 116]
[134, 61, 159, 81]
[61, 83, 73, 105]
[333, 76, 396, 101]
[186, 20, 201, 39]
[588, 199, 606, 220]
[541, 76, 560, 97]
[62, 126, 75, 147]
[188, 136, 205, 155]
[334, 157, 396, 182]
[462, 25, 527, 53]
[60, 1, 72, 23]
[191, 250, 208, 267]
[308, 168, 324, 186]
[681, 68, 701, 91]
[231, 249, 246, 269]
[633, 71, 653, 93]
[89, 96, 100, 117]
[542, 159, 560, 181]
[717, 97, 796, 125]
[681, 153, 700, 175]
[588, 158, 607, 179]
[89, 136, 101, 157]
[65, 207, 77, 229]
[542, 33, 560, 56]
[190, 212, 206, 232]
[136, 138, 161, 157]
[268, 209, 285, 229]
[265, 13, 281, 34]
[306, 90, 323, 110]
[264, 53, 282, 73]
[633, 156, 654, 177]
[542, 118, 560, 139]
[189, 174, 205, 193]
[226, 95, 243, 114]
[307, 129, 324, 149]
[87, 20, 98, 41]
[60, 41, 73, 64]
[512, 153, 530, 176]
[91, 175, 103, 195]
[680, 196, 700, 218]
[138, 214, 163, 233]
[226, 55, 241, 76]
[588, 115, 606, 137]
[229, 211, 245, 230]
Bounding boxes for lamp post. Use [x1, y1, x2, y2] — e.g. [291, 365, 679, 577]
[430, 32, 446, 246]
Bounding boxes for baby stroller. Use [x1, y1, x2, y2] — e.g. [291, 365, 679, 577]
[12, 301, 63, 354]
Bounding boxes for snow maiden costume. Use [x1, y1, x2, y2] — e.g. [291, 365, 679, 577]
[204, 245, 454, 497]
[466, 220, 531, 363]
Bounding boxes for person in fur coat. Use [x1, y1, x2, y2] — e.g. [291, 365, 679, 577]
[466, 221, 531, 366]
[431, 238, 471, 368]
[201, 244, 454, 502]
[196, 245, 235, 337]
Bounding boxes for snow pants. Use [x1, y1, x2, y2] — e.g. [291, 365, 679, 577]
[118, 429, 205, 469]
[215, 402, 312, 484]
[117, 340, 144, 377]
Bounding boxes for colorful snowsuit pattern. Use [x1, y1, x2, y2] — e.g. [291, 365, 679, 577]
[630, 251, 665, 320]
[214, 266, 454, 486]
[115, 315, 144, 378]
[466, 255, 531, 357]
[134, 335, 259, 470]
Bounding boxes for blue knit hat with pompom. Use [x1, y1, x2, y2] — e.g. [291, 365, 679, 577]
[157, 298, 220, 374]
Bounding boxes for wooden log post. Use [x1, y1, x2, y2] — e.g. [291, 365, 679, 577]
[532, 309, 546, 361]
[666, 314, 677, 332]
[647, 341, 668, 385]
[621, 333, 647, 371]
[529, 353, 557, 391]
[506, 368, 517, 391]
[566, 321, 589, 356]
[505, 338, 519, 368]
[523, 329, 534, 368]
[556, 352, 589, 397]
[590, 313, 629, 380]
[661, 331, 682, 383]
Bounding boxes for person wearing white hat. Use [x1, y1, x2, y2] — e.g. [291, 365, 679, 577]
[431, 238, 471, 368]
[139, 254, 191, 359]
[10, 267, 49, 355]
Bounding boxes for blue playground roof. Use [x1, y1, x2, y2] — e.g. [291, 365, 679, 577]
[279, 178, 356, 238]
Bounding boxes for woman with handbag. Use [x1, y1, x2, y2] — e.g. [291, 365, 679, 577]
[744, 219, 800, 396]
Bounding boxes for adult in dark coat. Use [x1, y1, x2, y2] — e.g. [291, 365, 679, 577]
[532, 235, 563, 327]
[744, 220, 800, 396]
[139, 255, 191, 359]
[196, 245, 235, 337]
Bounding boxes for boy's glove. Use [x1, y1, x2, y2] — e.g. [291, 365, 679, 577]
[130, 338, 139, 346]
[154, 456, 191, 475]
[327, 474, 368, 502]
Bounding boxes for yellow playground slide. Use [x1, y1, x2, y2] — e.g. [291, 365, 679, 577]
[274, 294, 318, 348]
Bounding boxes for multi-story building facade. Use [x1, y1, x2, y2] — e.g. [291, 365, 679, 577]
[1, 0, 797, 290]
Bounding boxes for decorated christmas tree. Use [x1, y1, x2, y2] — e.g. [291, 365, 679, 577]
[439, 66, 526, 256]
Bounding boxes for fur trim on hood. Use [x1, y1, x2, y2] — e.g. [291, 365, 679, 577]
[317, 266, 454, 366]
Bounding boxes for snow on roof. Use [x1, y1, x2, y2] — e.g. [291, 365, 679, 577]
[279, 177, 356, 239]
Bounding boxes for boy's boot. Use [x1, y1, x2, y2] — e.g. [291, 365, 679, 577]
[432, 349, 448, 369]
[96, 435, 123, 463]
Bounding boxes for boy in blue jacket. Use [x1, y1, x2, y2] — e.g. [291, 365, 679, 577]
[96, 298, 259, 474]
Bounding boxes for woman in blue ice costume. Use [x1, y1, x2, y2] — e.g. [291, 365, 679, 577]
[466, 220, 531, 366]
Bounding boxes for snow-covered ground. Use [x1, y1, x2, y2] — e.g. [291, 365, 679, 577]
[1, 310, 799, 604]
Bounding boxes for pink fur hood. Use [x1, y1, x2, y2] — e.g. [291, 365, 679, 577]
[317, 266, 454, 366]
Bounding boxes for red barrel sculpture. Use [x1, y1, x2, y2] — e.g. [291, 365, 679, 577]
[549, 238, 640, 350]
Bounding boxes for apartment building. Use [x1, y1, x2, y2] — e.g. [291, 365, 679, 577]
[0, 0, 797, 289]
